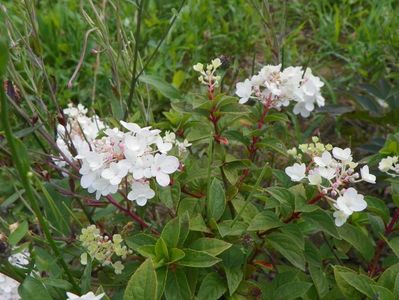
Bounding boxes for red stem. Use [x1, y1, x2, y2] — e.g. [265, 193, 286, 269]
[105, 195, 159, 235]
[368, 207, 399, 277]
[284, 193, 324, 223]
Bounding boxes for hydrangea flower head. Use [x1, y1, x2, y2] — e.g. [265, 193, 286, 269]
[235, 64, 325, 117]
[285, 137, 375, 227]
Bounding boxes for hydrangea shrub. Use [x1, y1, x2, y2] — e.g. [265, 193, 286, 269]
[2, 32, 399, 300]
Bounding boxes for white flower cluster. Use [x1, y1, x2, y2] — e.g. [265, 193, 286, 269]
[66, 291, 104, 300]
[379, 156, 399, 177]
[55, 103, 105, 168]
[235, 64, 325, 117]
[79, 225, 132, 274]
[56, 104, 188, 206]
[285, 137, 376, 226]
[193, 58, 222, 87]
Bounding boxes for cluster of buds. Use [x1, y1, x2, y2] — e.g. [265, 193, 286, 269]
[56, 104, 190, 206]
[79, 225, 132, 274]
[285, 137, 376, 226]
[379, 156, 399, 177]
[193, 58, 222, 89]
[235, 64, 325, 117]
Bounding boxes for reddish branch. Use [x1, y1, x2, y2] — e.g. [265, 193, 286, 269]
[105, 195, 159, 235]
[368, 208, 399, 277]
[284, 193, 324, 223]
[181, 186, 205, 198]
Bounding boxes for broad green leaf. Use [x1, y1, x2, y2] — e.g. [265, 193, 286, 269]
[189, 238, 232, 256]
[207, 178, 226, 221]
[247, 211, 283, 231]
[124, 259, 157, 300]
[378, 263, 399, 296]
[197, 272, 227, 300]
[155, 238, 169, 261]
[18, 277, 52, 300]
[231, 197, 259, 224]
[224, 266, 243, 296]
[386, 237, 399, 258]
[365, 196, 390, 222]
[217, 220, 247, 237]
[333, 266, 364, 300]
[161, 217, 180, 249]
[8, 221, 29, 246]
[190, 214, 211, 233]
[309, 266, 329, 298]
[177, 249, 221, 268]
[168, 248, 185, 264]
[302, 209, 340, 239]
[337, 224, 374, 261]
[165, 269, 191, 300]
[266, 187, 295, 207]
[139, 74, 182, 101]
[371, 285, 395, 300]
[125, 233, 157, 251]
[136, 245, 156, 259]
[178, 212, 190, 247]
[156, 267, 168, 300]
[267, 232, 306, 271]
[272, 281, 312, 300]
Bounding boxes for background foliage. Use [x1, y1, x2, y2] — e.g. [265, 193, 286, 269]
[1, 0, 399, 299]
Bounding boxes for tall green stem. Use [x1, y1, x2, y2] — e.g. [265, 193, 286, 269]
[0, 43, 79, 291]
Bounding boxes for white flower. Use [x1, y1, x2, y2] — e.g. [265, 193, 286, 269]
[285, 163, 306, 182]
[193, 63, 204, 72]
[101, 161, 130, 185]
[332, 147, 352, 162]
[333, 210, 350, 227]
[151, 154, 180, 186]
[335, 188, 367, 215]
[0, 273, 20, 300]
[360, 165, 376, 184]
[378, 156, 398, 172]
[308, 173, 322, 185]
[316, 167, 336, 180]
[66, 291, 104, 300]
[235, 79, 253, 104]
[127, 181, 155, 206]
[314, 151, 333, 167]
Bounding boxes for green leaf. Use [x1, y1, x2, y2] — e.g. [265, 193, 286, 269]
[177, 249, 221, 268]
[178, 212, 190, 247]
[190, 214, 211, 233]
[80, 258, 92, 293]
[365, 196, 390, 222]
[337, 223, 374, 261]
[125, 233, 157, 251]
[8, 221, 29, 246]
[387, 237, 399, 258]
[155, 238, 169, 261]
[266, 187, 295, 207]
[378, 263, 399, 295]
[309, 266, 329, 298]
[267, 232, 306, 271]
[189, 238, 232, 256]
[136, 245, 156, 259]
[165, 269, 191, 300]
[168, 248, 185, 264]
[197, 272, 227, 300]
[231, 197, 259, 224]
[224, 266, 243, 296]
[124, 259, 158, 300]
[161, 217, 180, 249]
[0, 37, 9, 76]
[139, 74, 182, 101]
[207, 178, 226, 221]
[302, 209, 340, 239]
[156, 267, 168, 300]
[18, 277, 52, 300]
[333, 266, 375, 298]
[272, 281, 312, 300]
[247, 211, 283, 232]
[217, 220, 247, 237]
